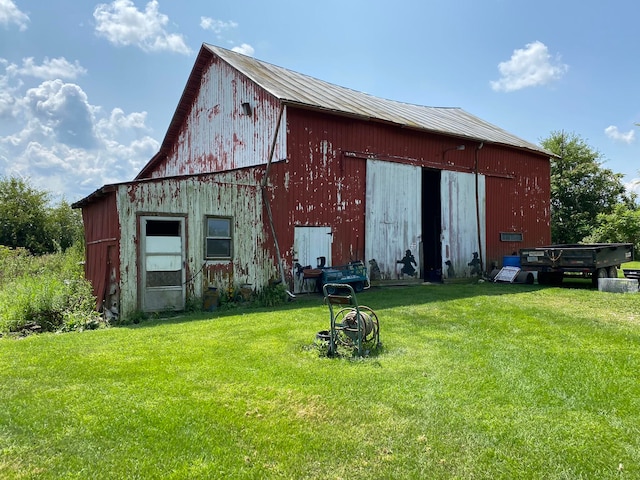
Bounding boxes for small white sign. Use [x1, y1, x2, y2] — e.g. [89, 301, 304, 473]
[494, 266, 520, 283]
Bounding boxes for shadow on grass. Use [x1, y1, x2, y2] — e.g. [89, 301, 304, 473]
[123, 280, 555, 330]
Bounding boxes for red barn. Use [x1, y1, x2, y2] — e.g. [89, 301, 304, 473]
[73, 44, 551, 318]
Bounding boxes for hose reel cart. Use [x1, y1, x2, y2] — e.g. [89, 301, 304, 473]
[322, 283, 380, 357]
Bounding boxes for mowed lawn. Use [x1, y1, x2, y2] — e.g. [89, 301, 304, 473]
[1, 279, 640, 479]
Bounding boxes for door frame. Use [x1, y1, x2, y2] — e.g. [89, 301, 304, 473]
[139, 215, 186, 312]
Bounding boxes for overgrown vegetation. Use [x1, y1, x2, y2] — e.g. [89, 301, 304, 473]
[0, 246, 102, 336]
[1, 283, 640, 478]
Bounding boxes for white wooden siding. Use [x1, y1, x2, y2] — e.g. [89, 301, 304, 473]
[115, 171, 271, 317]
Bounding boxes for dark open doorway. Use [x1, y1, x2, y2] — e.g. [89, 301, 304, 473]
[421, 169, 442, 282]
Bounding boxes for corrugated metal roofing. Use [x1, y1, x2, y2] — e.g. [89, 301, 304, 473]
[205, 44, 551, 156]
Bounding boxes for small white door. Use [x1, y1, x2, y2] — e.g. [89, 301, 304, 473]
[293, 226, 332, 293]
[140, 216, 185, 312]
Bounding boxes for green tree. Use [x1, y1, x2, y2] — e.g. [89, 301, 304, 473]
[0, 176, 83, 254]
[0, 176, 53, 254]
[541, 131, 629, 244]
[584, 203, 640, 254]
[47, 199, 84, 252]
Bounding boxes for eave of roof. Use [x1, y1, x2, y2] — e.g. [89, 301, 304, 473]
[71, 184, 117, 209]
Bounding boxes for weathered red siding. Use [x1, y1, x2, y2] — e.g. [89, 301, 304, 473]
[482, 147, 551, 267]
[80, 190, 120, 309]
[267, 108, 550, 273]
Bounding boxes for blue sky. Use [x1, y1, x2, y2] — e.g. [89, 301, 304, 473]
[1, 0, 639, 203]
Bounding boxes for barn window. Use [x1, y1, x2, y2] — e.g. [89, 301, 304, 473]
[500, 232, 523, 242]
[206, 217, 232, 259]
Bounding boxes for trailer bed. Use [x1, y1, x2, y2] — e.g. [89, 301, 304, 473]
[519, 243, 633, 285]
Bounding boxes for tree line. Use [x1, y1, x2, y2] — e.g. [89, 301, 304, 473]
[542, 131, 639, 253]
[1, 130, 639, 256]
[0, 177, 83, 255]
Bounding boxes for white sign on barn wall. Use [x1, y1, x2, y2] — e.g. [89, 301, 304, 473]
[365, 159, 421, 279]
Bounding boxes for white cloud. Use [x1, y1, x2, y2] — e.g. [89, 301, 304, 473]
[0, 62, 159, 202]
[199, 16, 253, 56]
[200, 17, 238, 34]
[627, 178, 640, 197]
[232, 43, 255, 57]
[7, 57, 87, 80]
[604, 125, 635, 144]
[491, 41, 568, 92]
[0, 0, 29, 31]
[93, 0, 191, 55]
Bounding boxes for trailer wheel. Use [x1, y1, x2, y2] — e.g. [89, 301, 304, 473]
[538, 272, 562, 285]
[550, 272, 563, 285]
[538, 272, 550, 285]
[592, 268, 608, 287]
[608, 266, 618, 278]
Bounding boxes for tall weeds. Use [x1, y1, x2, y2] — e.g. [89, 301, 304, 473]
[0, 245, 101, 335]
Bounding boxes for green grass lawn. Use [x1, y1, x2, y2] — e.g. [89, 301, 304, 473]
[2, 280, 640, 479]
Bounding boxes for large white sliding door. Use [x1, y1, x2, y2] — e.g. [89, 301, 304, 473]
[365, 159, 421, 279]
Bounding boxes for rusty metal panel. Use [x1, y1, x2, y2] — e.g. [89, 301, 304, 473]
[113, 170, 273, 318]
[441, 170, 486, 278]
[365, 159, 422, 279]
[149, 57, 286, 178]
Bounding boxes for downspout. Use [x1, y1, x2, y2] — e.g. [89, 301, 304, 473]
[475, 142, 484, 274]
[261, 103, 288, 288]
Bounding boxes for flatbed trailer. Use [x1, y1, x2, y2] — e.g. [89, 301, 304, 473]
[519, 243, 633, 286]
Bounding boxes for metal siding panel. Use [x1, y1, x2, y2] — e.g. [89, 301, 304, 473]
[81, 192, 120, 309]
[292, 226, 332, 293]
[441, 170, 485, 278]
[149, 59, 286, 178]
[365, 159, 421, 279]
[267, 113, 368, 272]
[483, 150, 551, 268]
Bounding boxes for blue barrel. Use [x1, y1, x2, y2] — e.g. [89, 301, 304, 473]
[503, 255, 521, 268]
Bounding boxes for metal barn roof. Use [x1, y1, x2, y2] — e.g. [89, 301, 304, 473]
[205, 44, 550, 156]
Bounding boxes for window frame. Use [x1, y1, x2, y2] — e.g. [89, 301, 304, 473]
[205, 216, 233, 260]
[499, 232, 523, 242]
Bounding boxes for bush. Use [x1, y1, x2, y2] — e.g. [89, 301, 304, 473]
[256, 281, 290, 307]
[0, 247, 103, 335]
